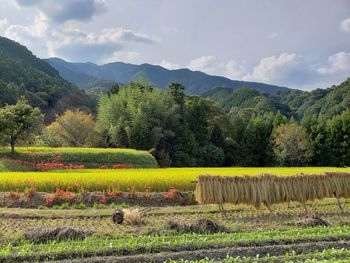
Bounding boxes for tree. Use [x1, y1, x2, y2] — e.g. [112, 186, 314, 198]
[197, 144, 225, 167]
[210, 124, 225, 148]
[186, 97, 210, 146]
[0, 98, 43, 154]
[169, 82, 185, 116]
[272, 123, 313, 166]
[48, 109, 96, 146]
[108, 83, 120, 96]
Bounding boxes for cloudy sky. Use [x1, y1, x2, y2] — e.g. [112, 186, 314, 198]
[0, 0, 349, 90]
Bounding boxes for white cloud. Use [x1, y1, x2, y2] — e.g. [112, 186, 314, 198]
[0, 18, 8, 30]
[187, 55, 217, 74]
[4, 11, 49, 57]
[340, 18, 350, 32]
[225, 60, 247, 79]
[160, 60, 180, 70]
[104, 51, 140, 64]
[243, 53, 316, 86]
[3, 5, 155, 63]
[269, 32, 278, 39]
[47, 27, 154, 62]
[13, 0, 108, 23]
[5, 11, 47, 39]
[317, 52, 350, 74]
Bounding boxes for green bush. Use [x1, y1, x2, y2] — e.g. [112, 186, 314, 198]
[198, 144, 225, 167]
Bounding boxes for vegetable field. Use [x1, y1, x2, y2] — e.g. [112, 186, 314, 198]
[0, 200, 349, 262]
[1, 167, 350, 192]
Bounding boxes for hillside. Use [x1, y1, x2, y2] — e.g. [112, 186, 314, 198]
[204, 87, 294, 117]
[271, 78, 350, 119]
[46, 57, 290, 95]
[0, 37, 94, 122]
[205, 78, 350, 120]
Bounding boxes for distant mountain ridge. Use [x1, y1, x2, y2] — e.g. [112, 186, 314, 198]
[46, 57, 291, 95]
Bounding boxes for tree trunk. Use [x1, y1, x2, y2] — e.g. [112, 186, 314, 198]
[10, 138, 15, 155]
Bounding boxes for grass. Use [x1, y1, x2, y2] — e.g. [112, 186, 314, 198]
[0, 146, 158, 168]
[0, 159, 33, 172]
[0, 167, 350, 192]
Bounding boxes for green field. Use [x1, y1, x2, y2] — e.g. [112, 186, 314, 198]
[1, 167, 350, 192]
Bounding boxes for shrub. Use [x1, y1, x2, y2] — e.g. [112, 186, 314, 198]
[46, 188, 75, 206]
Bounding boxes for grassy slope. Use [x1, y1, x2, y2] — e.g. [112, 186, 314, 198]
[0, 159, 34, 172]
[0, 167, 349, 192]
[0, 147, 158, 168]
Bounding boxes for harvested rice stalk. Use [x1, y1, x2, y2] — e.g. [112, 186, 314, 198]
[195, 172, 350, 213]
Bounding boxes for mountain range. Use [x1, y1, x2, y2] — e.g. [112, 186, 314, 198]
[1, 36, 349, 124]
[46, 57, 290, 95]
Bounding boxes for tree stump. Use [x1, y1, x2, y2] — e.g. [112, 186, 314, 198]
[112, 208, 124, 224]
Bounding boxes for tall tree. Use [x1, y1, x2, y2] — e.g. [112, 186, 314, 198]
[272, 123, 313, 166]
[169, 82, 185, 117]
[0, 98, 43, 154]
[48, 109, 96, 147]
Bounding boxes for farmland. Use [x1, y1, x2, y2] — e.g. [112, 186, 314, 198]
[1, 149, 350, 262]
[0, 200, 349, 262]
[1, 167, 350, 192]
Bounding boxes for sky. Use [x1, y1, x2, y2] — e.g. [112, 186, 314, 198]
[0, 0, 349, 90]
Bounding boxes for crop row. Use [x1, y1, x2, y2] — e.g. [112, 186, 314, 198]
[1, 225, 349, 259]
[167, 248, 350, 262]
[1, 167, 350, 192]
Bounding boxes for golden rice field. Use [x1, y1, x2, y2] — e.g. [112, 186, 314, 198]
[1, 167, 350, 192]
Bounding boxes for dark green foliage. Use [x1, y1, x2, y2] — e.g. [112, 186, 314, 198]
[271, 78, 350, 119]
[197, 144, 225, 167]
[210, 124, 225, 148]
[97, 82, 235, 167]
[204, 87, 294, 118]
[108, 83, 120, 96]
[186, 96, 210, 146]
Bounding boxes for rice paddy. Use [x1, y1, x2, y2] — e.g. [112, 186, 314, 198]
[1, 164, 349, 262]
[1, 167, 350, 192]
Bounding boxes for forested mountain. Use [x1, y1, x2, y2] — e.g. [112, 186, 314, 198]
[271, 79, 350, 119]
[205, 79, 350, 121]
[203, 87, 294, 117]
[46, 57, 290, 95]
[0, 37, 94, 122]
